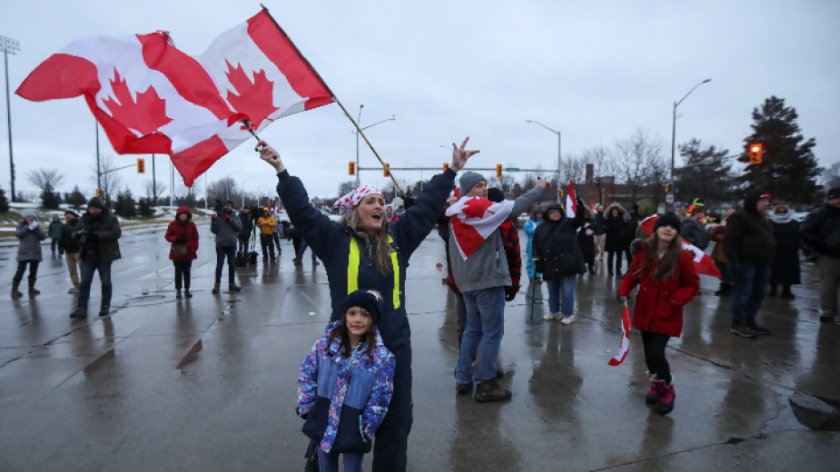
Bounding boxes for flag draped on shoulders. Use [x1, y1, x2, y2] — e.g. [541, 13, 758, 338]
[16, 9, 333, 186]
[445, 196, 514, 260]
[639, 214, 721, 278]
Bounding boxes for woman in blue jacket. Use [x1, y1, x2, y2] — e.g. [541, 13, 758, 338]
[260, 138, 477, 472]
[524, 206, 545, 283]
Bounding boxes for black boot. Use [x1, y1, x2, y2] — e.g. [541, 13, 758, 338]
[782, 285, 795, 299]
[474, 380, 512, 403]
[768, 285, 777, 297]
[11, 279, 22, 299]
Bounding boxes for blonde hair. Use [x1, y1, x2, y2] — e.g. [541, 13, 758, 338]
[342, 211, 393, 275]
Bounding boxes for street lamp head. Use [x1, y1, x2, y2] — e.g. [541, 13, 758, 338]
[702, 78, 712, 84]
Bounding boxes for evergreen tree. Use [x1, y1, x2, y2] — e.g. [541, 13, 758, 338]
[66, 186, 87, 210]
[0, 186, 8, 213]
[674, 139, 735, 204]
[138, 198, 155, 218]
[738, 96, 821, 204]
[40, 183, 61, 209]
[114, 190, 137, 218]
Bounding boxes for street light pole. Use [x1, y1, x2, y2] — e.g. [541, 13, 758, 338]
[354, 105, 396, 186]
[526, 119, 561, 201]
[2, 35, 19, 202]
[669, 78, 711, 207]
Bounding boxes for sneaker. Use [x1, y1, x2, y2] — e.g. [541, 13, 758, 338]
[68, 287, 80, 294]
[455, 382, 472, 395]
[646, 378, 666, 404]
[99, 306, 110, 317]
[655, 382, 676, 415]
[748, 322, 769, 335]
[560, 314, 576, 325]
[70, 307, 88, 319]
[229, 284, 241, 292]
[474, 380, 512, 403]
[730, 323, 756, 339]
[542, 313, 556, 321]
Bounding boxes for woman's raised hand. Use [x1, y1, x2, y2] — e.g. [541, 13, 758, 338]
[450, 136, 479, 172]
[257, 141, 285, 173]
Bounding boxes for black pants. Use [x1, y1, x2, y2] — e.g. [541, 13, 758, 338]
[237, 237, 249, 254]
[607, 250, 623, 275]
[260, 234, 275, 259]
[373, 343, 412, 472]
[641, 331, 671, 384]
[173, 261, 192, 291]
[13, 261, 39, 285]
[272, 232, 282, 255]
[51, 239, 62, 255]
[214, 245, 236, 284]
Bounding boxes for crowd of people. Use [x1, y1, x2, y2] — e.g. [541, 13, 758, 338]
[9, 144, 840, 471]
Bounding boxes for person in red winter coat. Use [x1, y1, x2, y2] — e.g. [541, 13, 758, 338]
[165, 207, 199, 299]
[616, 213, 699, 415]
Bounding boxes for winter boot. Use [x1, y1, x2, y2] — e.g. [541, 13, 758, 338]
[185, 289, 193, 298]
[28, 281, 40, 296]
[782, 286, 795, 300]
[229, 283, 241, 292]
[175, 289, 182, 299]
[11, 280, 22, 299]
[69, 307, 87, 319]
[455, 381, 473, 395]
[655, 379, 676, 415]
[474, 380, 512, 403]
[768, 284, 778, 297]
[99, 306, 110, 317]
[645, 376, 666, 404]
[211, 282, 220, 294]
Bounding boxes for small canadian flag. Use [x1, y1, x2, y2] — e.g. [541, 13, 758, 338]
[608, 304, 632, 366]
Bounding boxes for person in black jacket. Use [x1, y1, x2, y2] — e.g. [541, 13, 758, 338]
[70, 198, 122, 318]
[259, 137, 475, 472]
[724, 190, 776, 338]
[800, 187, 840, 324]
[534, 200, 585, 324]
[237, 206, 253, 255]
[60, 210, 81, 293]
[603, 204, 627, 277]
[768, 203, 800, 299]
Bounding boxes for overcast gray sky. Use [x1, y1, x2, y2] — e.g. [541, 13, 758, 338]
[3, 0, 839, 200]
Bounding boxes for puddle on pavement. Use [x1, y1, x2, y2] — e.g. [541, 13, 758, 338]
[789, 391, 840, 431]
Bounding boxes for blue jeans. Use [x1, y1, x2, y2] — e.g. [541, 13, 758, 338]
[455, 286, 505, 384]
[317, 450, 363, 472]
[731, 262, 770, 325]
[546, 276, 576, 315]
[77, 255, 113, 310]
[215, 245, 236, 284]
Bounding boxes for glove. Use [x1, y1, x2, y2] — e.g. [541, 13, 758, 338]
[28, 222, 38, 231]
[505, 285, 519, 302]
[176, 236, 187, 244]
[617, 295, 628, 304]
[533, 258, 544, 274]
[210, 212, 217, 220]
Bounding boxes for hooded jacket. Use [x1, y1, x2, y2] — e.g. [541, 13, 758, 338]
[800, 203, 840, 257]
[617, 242, 700, 337]
[165, 206, 199, 262]
[448, 186, 543, 292]
[533, 201, 586, 279]
[15, 220, 47, 262]
[723, 191, 776, 266]
[603, 204, 627, 252]
[297, 321, 395, 453]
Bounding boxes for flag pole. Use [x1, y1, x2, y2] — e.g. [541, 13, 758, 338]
[258, 5, 405, 197]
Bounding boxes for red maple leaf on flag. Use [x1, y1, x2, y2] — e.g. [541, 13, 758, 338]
[102, 68, 173, 136]
[462, 197, 493, 219]
[225, 60, 279, 130]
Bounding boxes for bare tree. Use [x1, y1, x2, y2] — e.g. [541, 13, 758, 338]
[614, 129, 666, 199]
[207, 177, 239, 206]
[559, 154, 586, 184]
[27, 168, 65, 192]
[92, 154, 122, 204]
[145, 180, 167, 205]
[823, 162, 840, 190]
[582, 146, 617, 178]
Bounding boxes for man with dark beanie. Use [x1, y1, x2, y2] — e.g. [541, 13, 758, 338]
[800, 187, 840, 324]
[724, 190, 776, 338]
[70, 197, 122, 318]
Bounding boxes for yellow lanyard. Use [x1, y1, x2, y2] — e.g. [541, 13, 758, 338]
[347, 235, 401, 309]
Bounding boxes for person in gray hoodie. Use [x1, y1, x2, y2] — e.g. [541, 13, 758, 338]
[210, 200, 243, 294]
[11, 211, 46, 299]
[450, 172, 547, 402]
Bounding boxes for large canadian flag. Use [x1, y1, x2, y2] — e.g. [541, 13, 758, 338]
[639, 214, 721, 278]
[16, 10, 333, 186]
[446, 196, 515, 260]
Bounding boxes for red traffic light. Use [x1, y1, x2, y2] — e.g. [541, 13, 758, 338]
[749, 143, 763, 165]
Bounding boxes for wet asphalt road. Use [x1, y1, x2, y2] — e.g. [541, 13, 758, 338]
[0, 223, 839, 471]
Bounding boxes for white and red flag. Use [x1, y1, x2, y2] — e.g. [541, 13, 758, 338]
[445, 196, 514, 260]
[16, 9, 333, 186]
[608, 304, 632, 366]
[565, 181, 577, 218]
[639, 214, 721, 277]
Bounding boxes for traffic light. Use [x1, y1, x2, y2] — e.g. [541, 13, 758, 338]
[443, 162, 449, 172]
[749, 143, 763, 165]
[137, 157, 145, 174]
[95, 188, 102, 197]
[495, 164, 503, 178]
[383, 163, 391, 177]
[348, 161, 356, 176]
[663, 182, 671, 194]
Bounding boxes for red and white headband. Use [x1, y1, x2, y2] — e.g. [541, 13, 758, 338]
[334, 185, 383, 212]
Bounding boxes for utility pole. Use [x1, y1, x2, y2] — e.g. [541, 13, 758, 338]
[2, 36, 19, 202]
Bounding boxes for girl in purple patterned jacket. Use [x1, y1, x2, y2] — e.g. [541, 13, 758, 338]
[297, 290, 396, 472]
